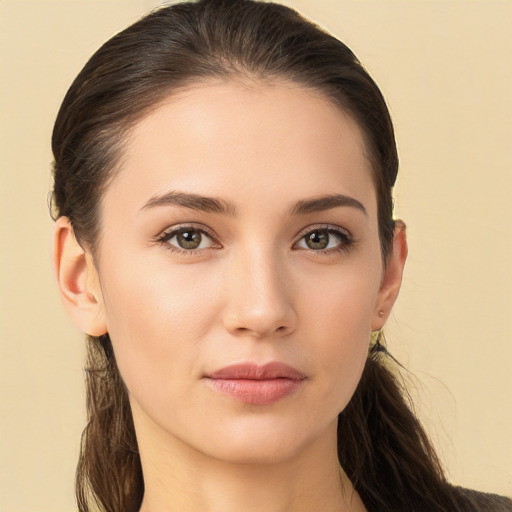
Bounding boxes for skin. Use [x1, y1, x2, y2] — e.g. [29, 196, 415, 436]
[54, 80, 407, 512]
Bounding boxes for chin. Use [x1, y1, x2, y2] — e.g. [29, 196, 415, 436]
[206, 436, 307, 466]
[191, 415, 335, 466]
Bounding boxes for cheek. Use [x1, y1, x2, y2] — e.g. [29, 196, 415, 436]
[98, 253, 225, 399]
[102, 251, 222, 331]
[302, 262, 381, 409]
[300, 251, 381, 337]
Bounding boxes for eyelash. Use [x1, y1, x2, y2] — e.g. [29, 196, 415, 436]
[156, 223, 353, 256]
[295, 224, 353, 255]
[156, 224, 219, 256]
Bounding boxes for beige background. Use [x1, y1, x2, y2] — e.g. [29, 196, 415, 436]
[0, 0, 510, 510]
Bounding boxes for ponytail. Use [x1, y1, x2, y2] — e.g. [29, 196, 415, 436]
[338, 334, 475, 511]
[76, 335, 143, 512]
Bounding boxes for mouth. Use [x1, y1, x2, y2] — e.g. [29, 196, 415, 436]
[203, 362, 306, 405]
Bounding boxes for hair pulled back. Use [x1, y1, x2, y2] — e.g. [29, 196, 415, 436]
[52, 1, 471, 511]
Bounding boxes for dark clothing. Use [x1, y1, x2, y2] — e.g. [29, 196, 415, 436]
[454, 486, 512, 511]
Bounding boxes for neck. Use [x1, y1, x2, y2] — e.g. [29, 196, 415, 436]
[134, 408, 365, 512]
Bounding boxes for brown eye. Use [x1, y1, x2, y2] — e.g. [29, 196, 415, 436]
[160, 227, 215, 252]
[296, 227, 351, 252]
[305, 230, 329, 250]
[176, 229, 203, 249]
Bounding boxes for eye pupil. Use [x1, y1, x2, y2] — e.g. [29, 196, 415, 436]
[177, 230, 202, 249]
[306, 230, 329, 250]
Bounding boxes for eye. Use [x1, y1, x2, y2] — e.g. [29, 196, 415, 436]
[295, 227, 352, 253]
[157, 226, 217, 253]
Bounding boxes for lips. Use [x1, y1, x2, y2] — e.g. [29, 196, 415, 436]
[204, 362, 306, 405]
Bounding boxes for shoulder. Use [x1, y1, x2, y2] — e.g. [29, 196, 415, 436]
[452, 486, 512, 512]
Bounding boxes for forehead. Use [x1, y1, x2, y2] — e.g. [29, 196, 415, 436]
[105, 80, 376, 218]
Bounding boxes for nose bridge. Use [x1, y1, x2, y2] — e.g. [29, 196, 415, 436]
[223, 240, 296, 338]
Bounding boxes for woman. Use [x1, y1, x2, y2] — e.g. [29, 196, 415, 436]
[51, 0, 511, 511]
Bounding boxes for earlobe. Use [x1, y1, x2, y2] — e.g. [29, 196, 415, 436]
[371, 220, 408, 331]
[53, 217, 107, 336]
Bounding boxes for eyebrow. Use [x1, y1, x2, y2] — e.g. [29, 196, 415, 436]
[141, 191, 238, 216]
[140, 191, 367, 217]
[289, 194, 367, 217]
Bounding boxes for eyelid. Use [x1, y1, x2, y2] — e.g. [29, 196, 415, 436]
[293, 224, 353, 252]
[294, 223, 352, 241]
[156, 223, 221, 254]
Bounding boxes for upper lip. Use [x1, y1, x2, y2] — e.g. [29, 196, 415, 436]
[205, 362, 306, 380]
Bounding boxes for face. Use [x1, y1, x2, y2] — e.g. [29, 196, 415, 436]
[87, 81, 392, 464]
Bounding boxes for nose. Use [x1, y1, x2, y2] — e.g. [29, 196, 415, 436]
[222, 247, 297, 339]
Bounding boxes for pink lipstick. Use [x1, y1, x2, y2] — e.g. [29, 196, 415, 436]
[204, 362, 306, 405]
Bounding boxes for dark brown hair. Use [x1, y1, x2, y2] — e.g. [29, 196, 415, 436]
[52, 1, 474, 511]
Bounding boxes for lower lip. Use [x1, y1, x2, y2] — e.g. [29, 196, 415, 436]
[204, 378, 304, 405]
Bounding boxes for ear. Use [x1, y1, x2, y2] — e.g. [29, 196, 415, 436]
[371, 220, 408, 331]
[53, 217, 107, 336]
